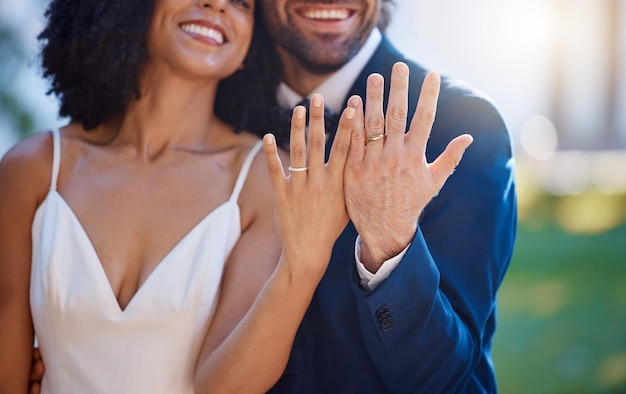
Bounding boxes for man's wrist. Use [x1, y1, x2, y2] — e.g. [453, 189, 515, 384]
[355, 236, 411, 291]
[359, 237, 412, 272]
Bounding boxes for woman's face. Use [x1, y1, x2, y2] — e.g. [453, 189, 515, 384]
[146, 0, 255, 81]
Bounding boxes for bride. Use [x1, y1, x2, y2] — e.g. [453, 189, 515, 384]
[0, 0, 356, 392]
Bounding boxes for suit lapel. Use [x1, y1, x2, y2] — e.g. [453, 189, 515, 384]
[325, 36, 429, 157]
[347, 36, 405, 100]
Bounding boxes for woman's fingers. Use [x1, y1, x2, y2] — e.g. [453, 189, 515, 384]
[262, 133, 286, 192]
[327, 105, 355, 176]
[265, 94, 351, 264]
[268, 93, 357, 187]
[307, 94, 326, 176]
[288, 105, 308, 185]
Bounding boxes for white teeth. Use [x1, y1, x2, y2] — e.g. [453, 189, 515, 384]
[302, 9, 350, 21]
[181, 24, 224, 44]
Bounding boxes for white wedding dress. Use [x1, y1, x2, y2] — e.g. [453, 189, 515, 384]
[30, 129, 262, 393]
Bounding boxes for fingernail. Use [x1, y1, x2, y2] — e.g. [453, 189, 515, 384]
[370, 74, 383, 87]
[345, 107, 355, 120]
[428, 71, 441, 84]
[312, 94, 322, 108]
[396, 62, 409, 77]
[348, 96, 360, 108]
[296, 106, 305, 119]
[263, 133, 275, 145]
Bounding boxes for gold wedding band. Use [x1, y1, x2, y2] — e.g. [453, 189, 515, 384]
[365, 133, 385, 144]
[288, 166, 308, 172]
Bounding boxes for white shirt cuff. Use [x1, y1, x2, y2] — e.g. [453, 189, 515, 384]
[354, 235, 411, 291]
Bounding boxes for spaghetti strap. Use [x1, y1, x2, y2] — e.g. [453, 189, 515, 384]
[50, 129, 61, 191]
[229, 140, 263, 202]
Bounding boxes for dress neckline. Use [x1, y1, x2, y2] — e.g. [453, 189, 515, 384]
[43, 189, 236, 312]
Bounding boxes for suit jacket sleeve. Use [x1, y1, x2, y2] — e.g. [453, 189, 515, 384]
[348, 74, 517, 393]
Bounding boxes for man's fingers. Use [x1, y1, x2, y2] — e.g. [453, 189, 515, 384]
[345, 95, 365, 165]
[407, 71, 441, 154]
[364, 74, 386, 153]
[385, 62, 410, 146]
[307, 94, 326, 175]
[429, 134, 473, 186]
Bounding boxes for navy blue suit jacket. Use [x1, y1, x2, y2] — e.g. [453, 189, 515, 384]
[268, 36, 517, 394]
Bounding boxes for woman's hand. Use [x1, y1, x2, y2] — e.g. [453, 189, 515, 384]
[263, 94, 356, 279]
[194, 96, 356, 394]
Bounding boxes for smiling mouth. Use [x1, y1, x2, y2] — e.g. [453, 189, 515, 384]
[180, 23, 225, 45]
[297, 7, 354, 21]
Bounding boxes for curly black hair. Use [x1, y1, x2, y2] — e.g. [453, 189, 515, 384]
[38, 1, 281, 136]
[214, 6, 282, 139]
[39, 0, 152, 130]
[38, 0, 395, 141]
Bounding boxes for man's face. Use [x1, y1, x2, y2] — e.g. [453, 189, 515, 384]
[261, 0, 381, 75]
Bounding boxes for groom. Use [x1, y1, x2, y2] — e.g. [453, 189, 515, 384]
[260, 0, 516, 393]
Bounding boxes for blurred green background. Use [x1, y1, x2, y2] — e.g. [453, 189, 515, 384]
[493, 185, 626, 393]
[1, 0, 625, 392]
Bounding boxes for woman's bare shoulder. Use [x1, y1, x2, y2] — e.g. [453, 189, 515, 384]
[0, 130, 57, 204]
[240, 137, 273, 192]
[3, 128, 55, 156]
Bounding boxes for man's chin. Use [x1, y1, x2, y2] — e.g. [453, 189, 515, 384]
[298, 57, 348, 75]
[273, 28, 366, 75]
[293, 44, 361, 75]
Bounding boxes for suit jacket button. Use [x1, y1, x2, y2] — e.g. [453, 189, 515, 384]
[377, 311, 391, 322]
[375, 305, 389, 319]
[380, 317, 394, 332]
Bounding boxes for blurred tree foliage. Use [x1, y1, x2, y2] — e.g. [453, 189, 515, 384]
[0, 25, 35, 138]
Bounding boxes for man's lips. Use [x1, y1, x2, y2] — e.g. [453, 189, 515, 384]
[179, 21, 226, 45]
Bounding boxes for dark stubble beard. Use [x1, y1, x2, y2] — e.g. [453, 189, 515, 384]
[270, 12, 376, 75]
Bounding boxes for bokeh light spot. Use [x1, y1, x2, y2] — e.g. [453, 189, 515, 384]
[597, 353, 626, 389]
[521, 115, 558, 160]
[555, 194, 626, 234]
[529, 279, 566, 317]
